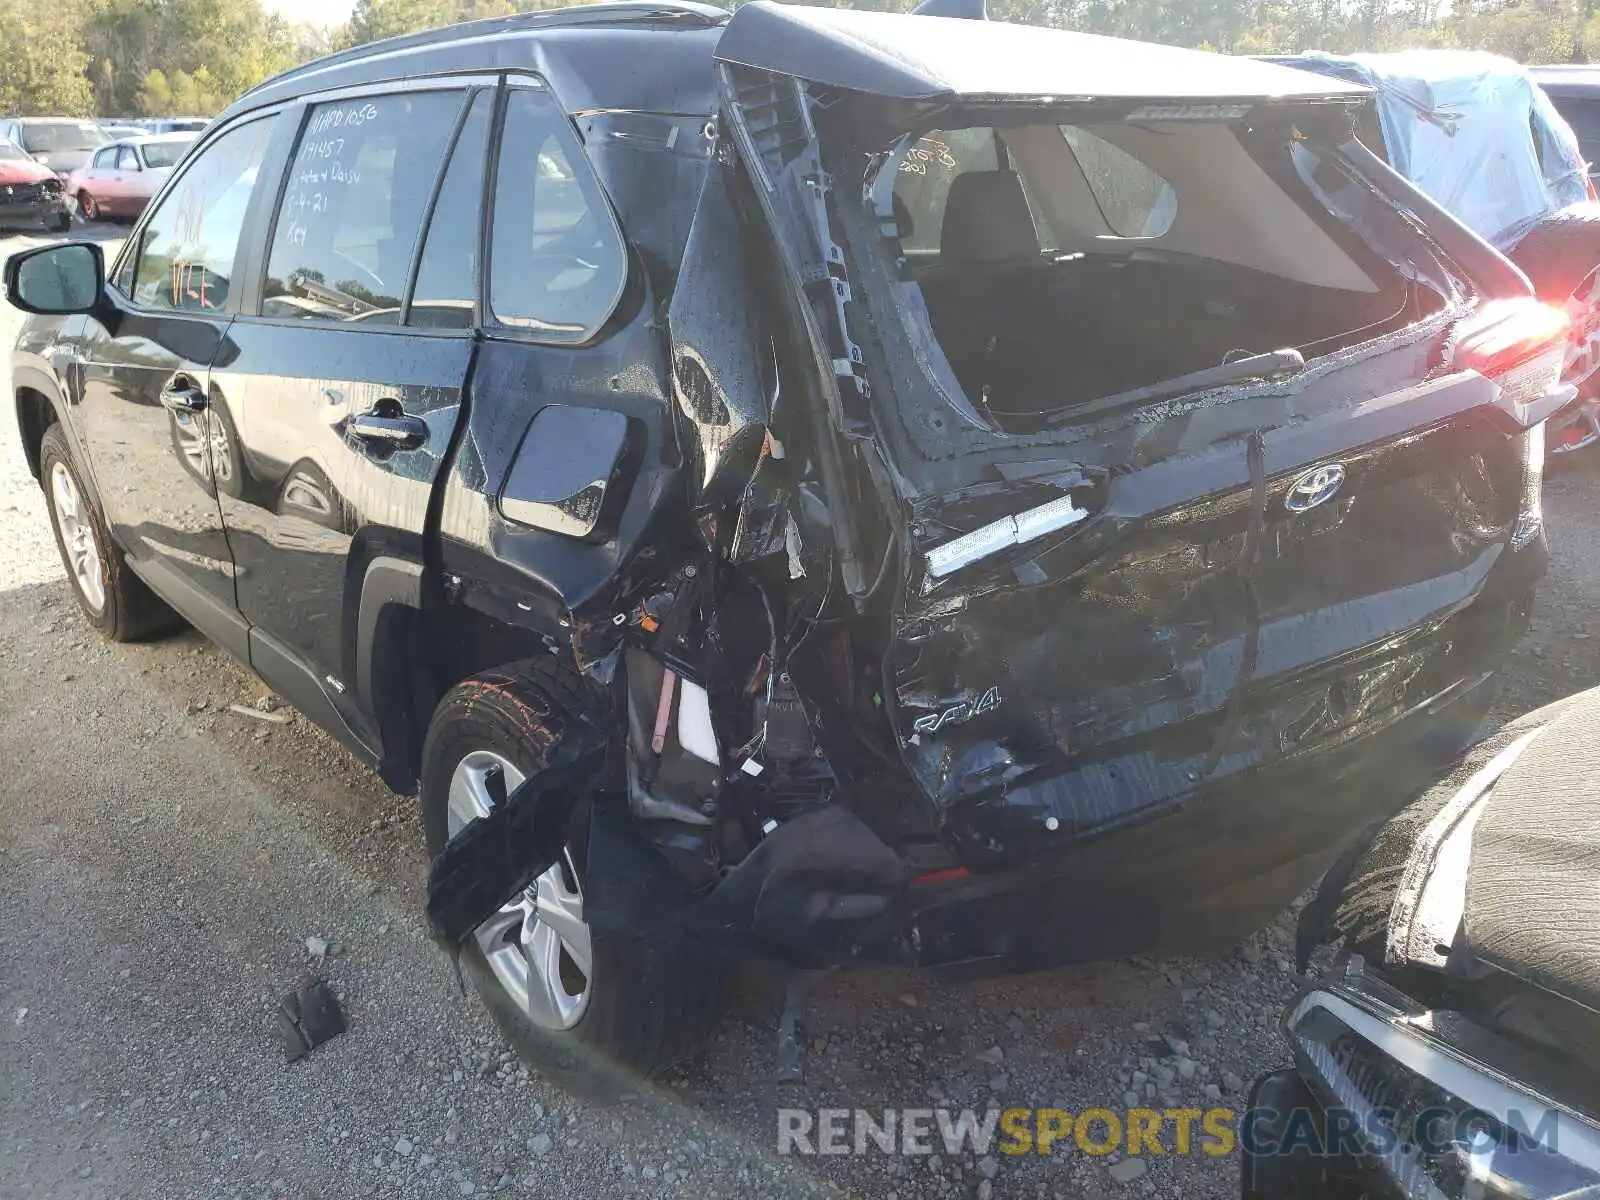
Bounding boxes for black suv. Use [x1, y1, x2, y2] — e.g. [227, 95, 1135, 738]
[4, 0, 1556, 1083]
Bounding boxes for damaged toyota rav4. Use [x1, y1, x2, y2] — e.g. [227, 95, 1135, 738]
[5, 0, 1555, 1081]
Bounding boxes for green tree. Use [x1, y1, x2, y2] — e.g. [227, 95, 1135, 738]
[0, 0, 96, 115]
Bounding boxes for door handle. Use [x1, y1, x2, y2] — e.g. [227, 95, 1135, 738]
[160, 381, 207, 413]
[348, 408, 428, 450]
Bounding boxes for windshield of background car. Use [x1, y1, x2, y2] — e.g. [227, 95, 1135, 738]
[0, 141, 27, 161]
[21, 123, 108, 153]
[140, 140, 194, 169]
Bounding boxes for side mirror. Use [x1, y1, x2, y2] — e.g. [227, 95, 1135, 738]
[4, 242, 104, 316]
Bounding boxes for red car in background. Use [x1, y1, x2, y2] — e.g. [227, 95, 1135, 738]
[0, 140, 69, 232]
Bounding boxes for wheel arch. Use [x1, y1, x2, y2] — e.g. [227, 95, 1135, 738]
[356, 554, 590, 796]
[15, 371, 63, 482]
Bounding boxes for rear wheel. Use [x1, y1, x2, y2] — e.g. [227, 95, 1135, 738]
[38, 424, 180, 641]
[420, 659, 726, 1090]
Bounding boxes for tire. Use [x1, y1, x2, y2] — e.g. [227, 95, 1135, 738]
[46, 210, 70, 234]
[77, 191, 100, 223]
[38, 423, 181, 642]
[420, 659, 727, 1091]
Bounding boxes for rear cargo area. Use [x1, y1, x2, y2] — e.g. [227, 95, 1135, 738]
[895, 115, 1447, 429]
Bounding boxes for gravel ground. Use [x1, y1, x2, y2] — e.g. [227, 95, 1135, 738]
[3, 225, 1598, 1200]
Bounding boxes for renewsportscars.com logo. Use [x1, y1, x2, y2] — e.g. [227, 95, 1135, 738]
[777, 1105, 1571, 1159]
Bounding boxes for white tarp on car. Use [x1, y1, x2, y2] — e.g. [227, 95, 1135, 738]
[1300, 50, 1589, 246]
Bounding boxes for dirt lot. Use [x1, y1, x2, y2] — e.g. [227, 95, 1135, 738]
[2, 225, 1597, 1200]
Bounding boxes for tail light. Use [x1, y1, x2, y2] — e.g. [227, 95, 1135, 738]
[1452, 298, 1571, 418]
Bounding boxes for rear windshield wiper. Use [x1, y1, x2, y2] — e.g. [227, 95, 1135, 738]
[1042, 347, 1306, 425]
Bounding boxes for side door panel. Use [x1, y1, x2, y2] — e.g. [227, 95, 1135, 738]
[73, 113, 288, 655]
[214, 84, 490, 753]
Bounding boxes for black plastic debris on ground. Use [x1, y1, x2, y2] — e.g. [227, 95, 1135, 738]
[277, 976, 346, 1062]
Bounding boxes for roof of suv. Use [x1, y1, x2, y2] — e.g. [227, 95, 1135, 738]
[223, 1, 730, 121]
[718, 3, 1369, 104]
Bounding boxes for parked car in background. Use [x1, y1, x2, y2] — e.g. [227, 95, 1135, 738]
[0, 118, 109, 176]
[67, 134, 196, 222]
[97, 122, 147, 140]
[1529, 65, 1600, 180]
[2, 0, 1554, 1086]
[1247, 686, 1600, 1200]
[141, 117, 208, 134]
[1274, 51, 1600, 453]
[0, 139, 69, 232]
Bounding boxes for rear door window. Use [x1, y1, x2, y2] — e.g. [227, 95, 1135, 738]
[487, 85, 628, 342]
[407, 90, 492, 329]
[261, 90, 468, 324]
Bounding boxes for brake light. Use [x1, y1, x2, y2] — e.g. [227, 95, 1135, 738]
[1452, 298, 1570, 412]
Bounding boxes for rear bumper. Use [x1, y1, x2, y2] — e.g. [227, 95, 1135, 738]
[905, 649, 1506, 973]
[583, 557, 1537, 971]
[901, 523, 1539, 973]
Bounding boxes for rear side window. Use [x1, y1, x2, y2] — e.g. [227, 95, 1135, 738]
[1060, 126, 1176, 238]
[262, 91, 467, 324]
[125, 115, 278, 313]
[488, 87, 627, 342]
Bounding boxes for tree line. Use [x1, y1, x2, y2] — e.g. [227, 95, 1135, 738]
[2, 0, 1598, 119]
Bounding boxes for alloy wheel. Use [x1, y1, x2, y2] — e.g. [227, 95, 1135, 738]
[446, 749, 592, 1030]
[48, 461, 105, 612]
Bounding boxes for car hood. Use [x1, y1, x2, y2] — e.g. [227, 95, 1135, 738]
[714, 2, 1372, 106]
[1463, 686, 1600, 1015]
[0, 159, 56, 185]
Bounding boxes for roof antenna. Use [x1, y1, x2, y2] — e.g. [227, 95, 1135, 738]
[911, 0, 988, 17]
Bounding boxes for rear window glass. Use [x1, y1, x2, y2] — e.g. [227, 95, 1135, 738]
[1060, 126, 1176, 238]
[141, 140, 192, 169]
[21, 123, 106, 153]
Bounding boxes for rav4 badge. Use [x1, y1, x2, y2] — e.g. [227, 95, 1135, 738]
[1284, 463, 1346, 513]
[913, 686, 1002, 736]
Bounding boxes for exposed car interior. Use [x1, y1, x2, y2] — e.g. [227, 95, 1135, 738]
[896, 117, 1442, 430]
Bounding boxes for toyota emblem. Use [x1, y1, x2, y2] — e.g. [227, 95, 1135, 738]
[1284, 463, 1346, 513]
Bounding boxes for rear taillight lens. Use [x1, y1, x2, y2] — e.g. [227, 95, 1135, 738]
[1452, 298, 1571, 413]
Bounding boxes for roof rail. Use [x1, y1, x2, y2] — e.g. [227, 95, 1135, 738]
[240, 2, 728, 101]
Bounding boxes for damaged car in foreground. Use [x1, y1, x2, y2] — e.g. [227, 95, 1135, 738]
[4, 0, 1555, 1084]
[1247, 687, 1600, 1200]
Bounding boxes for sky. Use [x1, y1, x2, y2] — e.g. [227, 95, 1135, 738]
[262, 0, 354, 28]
